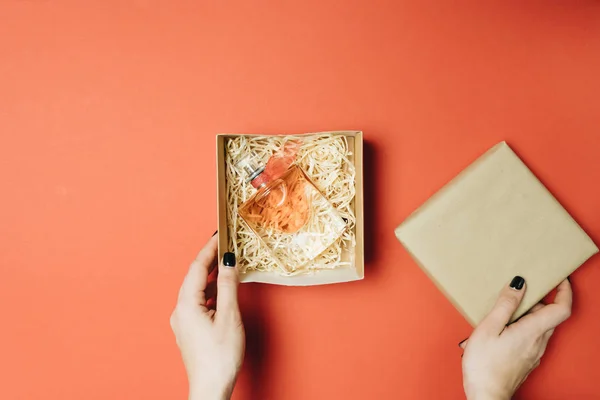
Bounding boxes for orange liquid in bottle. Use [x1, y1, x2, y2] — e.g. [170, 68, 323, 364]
[238, 163, 346, 272]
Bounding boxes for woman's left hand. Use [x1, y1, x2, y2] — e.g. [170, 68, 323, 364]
[170, 235, 245, 400]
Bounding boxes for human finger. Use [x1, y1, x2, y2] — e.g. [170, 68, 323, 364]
[527, 303, 545, 314]
[215, 252, 240, 317]
[521, 280, 572, 333]
[178, 235, 218, 305]
[477, 276, 526, 335]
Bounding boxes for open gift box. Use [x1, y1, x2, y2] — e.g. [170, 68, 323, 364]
[216, 131, 364, 285]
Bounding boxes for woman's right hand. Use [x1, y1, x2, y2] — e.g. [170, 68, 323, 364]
[461, 277, 573, 400]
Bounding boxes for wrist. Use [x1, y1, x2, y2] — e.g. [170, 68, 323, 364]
[465, 385, 511, 400]
[467, 395, 508, 400]
[189, 380, 233, 400]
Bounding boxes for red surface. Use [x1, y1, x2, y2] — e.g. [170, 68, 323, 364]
[1, 1, 600, 399]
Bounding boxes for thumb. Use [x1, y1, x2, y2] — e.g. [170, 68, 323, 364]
[478, 276, 526, 335]
[216, 252, 240, 315]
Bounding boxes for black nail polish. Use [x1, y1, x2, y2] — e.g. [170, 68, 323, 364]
[212, 230, 218, 237]
[510, 276, 525, 290]
[223, 252, 236, 267]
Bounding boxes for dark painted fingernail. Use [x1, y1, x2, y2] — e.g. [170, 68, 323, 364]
[567, 276, 571, 283]
[223, 252, 236, 267]
[458, 339, 467, 348]
[212, 230, 218, 237]
[510, 276, 525, 290]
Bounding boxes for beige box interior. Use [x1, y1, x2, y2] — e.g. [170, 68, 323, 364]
[216, 131, 364, 285]
[396, 141, 598, 326]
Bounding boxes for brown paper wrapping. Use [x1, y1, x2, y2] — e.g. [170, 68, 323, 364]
[396, 142, 598, 326]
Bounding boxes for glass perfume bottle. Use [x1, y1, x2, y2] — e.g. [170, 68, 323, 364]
[237, 154, 346, 273]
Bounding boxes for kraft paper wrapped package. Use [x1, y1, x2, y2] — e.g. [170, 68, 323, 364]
[395, 142, 598, 326]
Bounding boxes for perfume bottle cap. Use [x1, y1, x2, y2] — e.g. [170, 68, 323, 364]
[236, 154, 266, 183]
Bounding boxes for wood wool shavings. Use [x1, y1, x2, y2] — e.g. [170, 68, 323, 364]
[225, 134, 356, 276]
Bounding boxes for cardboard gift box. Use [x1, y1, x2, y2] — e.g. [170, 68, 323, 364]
[216, 131, 364, 285]
[395, 142, 598, 326]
